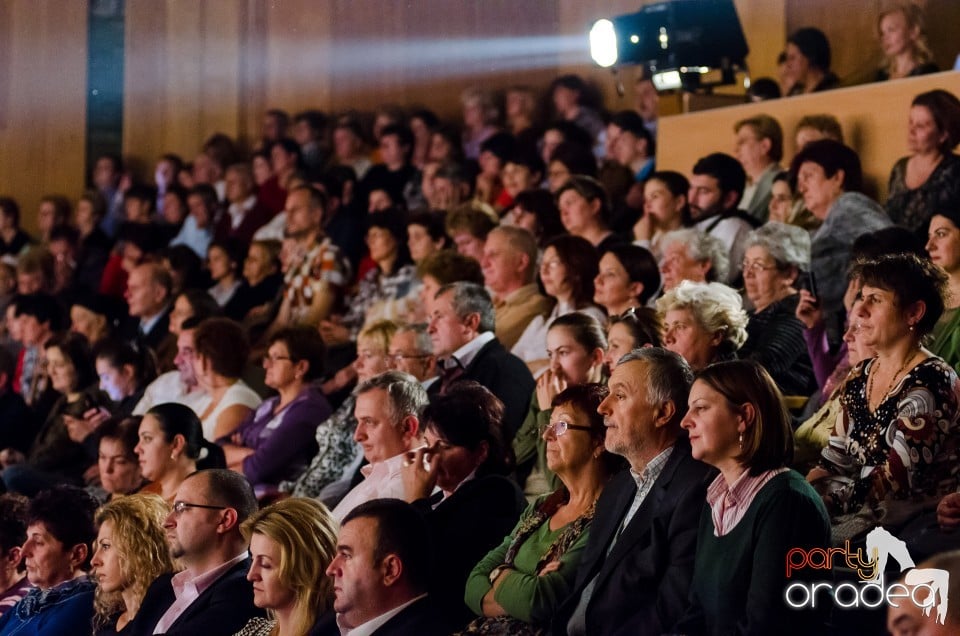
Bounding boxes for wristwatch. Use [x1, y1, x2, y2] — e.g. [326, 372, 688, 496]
[488, 564, 513, 584]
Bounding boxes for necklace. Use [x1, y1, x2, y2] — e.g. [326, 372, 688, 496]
[867, 349, 918, 408]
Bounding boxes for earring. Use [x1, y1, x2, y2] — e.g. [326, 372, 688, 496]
[170, 453, 177, 460]
[738, 432, 743, 450]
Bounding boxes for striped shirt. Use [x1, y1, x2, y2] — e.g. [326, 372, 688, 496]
[706, 467, 789, 536]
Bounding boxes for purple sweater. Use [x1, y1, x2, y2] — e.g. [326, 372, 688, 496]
[226, 386, 330, 489]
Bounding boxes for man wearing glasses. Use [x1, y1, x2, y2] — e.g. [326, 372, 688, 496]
[133, 469, 263, 635]
[387, 324, 438, 391]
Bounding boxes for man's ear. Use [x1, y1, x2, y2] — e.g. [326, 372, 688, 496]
[217, 507, 240, 534]
[401, 415, 420, 441]
[462, 312, 482, 334]
[721, 190, 740, 211]
[381, 553, 404, 587]
[653, 400, 676, 429]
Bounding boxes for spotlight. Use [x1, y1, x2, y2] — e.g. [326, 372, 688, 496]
[589, 0, 749, 91]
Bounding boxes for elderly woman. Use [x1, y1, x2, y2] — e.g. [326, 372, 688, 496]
[784, 27, 839, 95]
[603, 306, 662, 374]
[926, 210, 960, 370]
[657, 281, 748, 371]
[135, 402, 222, 503]
[792, 139, 892, 349]
[465, 384, 619, 633]
[809, 254, 960, 539]
[401, 383, 525, 627]
[91, 494, 175, 635]
[234, 498, 338, 636]
[886, 90, 960, 234]
[738, 223, 815, 396]
[593, 244, 660, 317]
[876, 4, 938, 81]
[556, 176, 622, 254]
[513, 314, 607, 498]
[219, 327, 331, 496]
[0, 486, 98, 635]
[193, 318, 261, 441]
[512, 235, 606, 371]
[284, 320, 397, 501]
[674, 360, 829, 635]
[657, 228, 729, 294]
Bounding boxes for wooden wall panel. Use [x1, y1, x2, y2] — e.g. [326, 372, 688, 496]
[656, 71, 960, 203]
[0, 0, 87, 233]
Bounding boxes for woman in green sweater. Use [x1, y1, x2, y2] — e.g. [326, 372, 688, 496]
[673, 360, 830, 635]
[464, 383, 621, 634]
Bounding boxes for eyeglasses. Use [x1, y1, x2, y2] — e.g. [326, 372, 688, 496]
[540, 259, 564, 271]
[540, 420, 594, 437]
[740, 261, 779, 274]
[262, 354, 293, 365]
[172, 501, 228, 515]
[389, 352, 431, 363]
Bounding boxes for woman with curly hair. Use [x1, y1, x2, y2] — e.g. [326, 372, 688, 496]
[91, 494, 176, 635]
[235, 498, 339, 636]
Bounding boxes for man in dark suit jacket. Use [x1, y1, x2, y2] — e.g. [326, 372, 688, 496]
[552, 348, 714, 636]
[122, 262, 173, 353]
[323, 499, 451, 636]
[426, 282, 534, 439]
[128, 469, 264, 636]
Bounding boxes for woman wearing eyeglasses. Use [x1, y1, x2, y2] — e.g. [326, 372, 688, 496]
[217, 327, 331, 497]
[465, 384, 621, 635]
[737, 223, 816, 396]
[513, 314, 606, 499]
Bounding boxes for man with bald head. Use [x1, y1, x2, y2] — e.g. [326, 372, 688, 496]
[553, 347, 713, 636]
[123, 262, 173, 351]
[480, 226, 550, 349]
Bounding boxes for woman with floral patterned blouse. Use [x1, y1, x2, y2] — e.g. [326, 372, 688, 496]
[809, 254, 960, 539]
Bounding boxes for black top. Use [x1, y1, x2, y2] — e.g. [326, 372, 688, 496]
[741, 294, 816, 396]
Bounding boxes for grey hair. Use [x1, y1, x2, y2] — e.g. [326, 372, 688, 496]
[395, 323, 433, 355]
[617, 347, 693, 428]
[745, 222, 810, 270]
[436, 282, 495, 333]
[656, 280, 749, 351]
[354, 370, 429, 423]
[660, 228, 730, 283]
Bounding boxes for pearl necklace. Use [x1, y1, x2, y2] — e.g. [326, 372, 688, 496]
[867, 349, 918, 408]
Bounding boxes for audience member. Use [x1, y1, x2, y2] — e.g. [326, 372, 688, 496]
[505, 189, 564, 249]
[405, 212, 448, 265]
[556, 176, 622, 253]
[236, 498, 338, 636]
[170, 184, 218, 259]
[794, 113, 844, 150]
[0, 494, 29, 616]
[427, 282, 534, 438]
[673, 360, 829, 635]
[657, 229, 729, 293]
[92, 153, 125, 238]
[460, 87, 500, 161]
[205, 238, 246, 316]
[133, 317, 212, 416]
[91, 494, 176, 635]
[926, 209, 960, 370]
[192, 318, 260, 440]
[132, 469, 264, 635]
[593, 244, 660, 316]
[331, 371, 428, 522]
[324, 499, 449, 635]
[0, 485, 98, 635]
[547, 142, 598, 193]
[401, 382, 525, 626]
[70, 294, 122, 349]
[553, 348, 712, 635]
[237, 239, 283, 324]
[876, 3, 938, 81]
[657, 281, 748, 371]
[513, 313, 606, 497]
[603, 306, 662, 373]
[785, 27, 839, 95]
[738, 223, 816, 395]
[792, 139, 892, 347]
[444, 204, 496, 262]
[94, 338, 158, 418]
[219, 326, 330, 496]
[632, 170, 689, 258]
[94, 417, 148, 501]
[512, 235, 605, 369]
[135, 403, 221, 504]
[885, 89, 960, 234]
[466, 384, 617, 632]
[386, 323, 438, 389]
[216, 164, 274, 246]
[734, 114, 784, 223]
[688, 153, 757, 284]
[415, 249, 484, 318]
[606, 110, 655, 182]
[482, 226, 551, 350]
[886, 550, 960, 635]
[0, 198, 32, 258]
[549, 75, 604, 148]
[361, 124, 418, 210]
[123, 263, 174, 353]
[500, 148, 546, 210]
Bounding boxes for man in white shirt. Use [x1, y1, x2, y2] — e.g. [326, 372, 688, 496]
[325, 499, 449, 635]
[135, 469, 263, 635]
[134, 317, 211, 415]
[330, 371, 428, 522]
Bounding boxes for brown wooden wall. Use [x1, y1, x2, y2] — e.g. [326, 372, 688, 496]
[0, 1, 88, 233]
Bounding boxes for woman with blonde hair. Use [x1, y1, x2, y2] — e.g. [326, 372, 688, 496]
[235, 498, 339, 636]
[876, 3, 938, 81]
[91, 494, 176, 635]
[656, 280, 749, 370]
